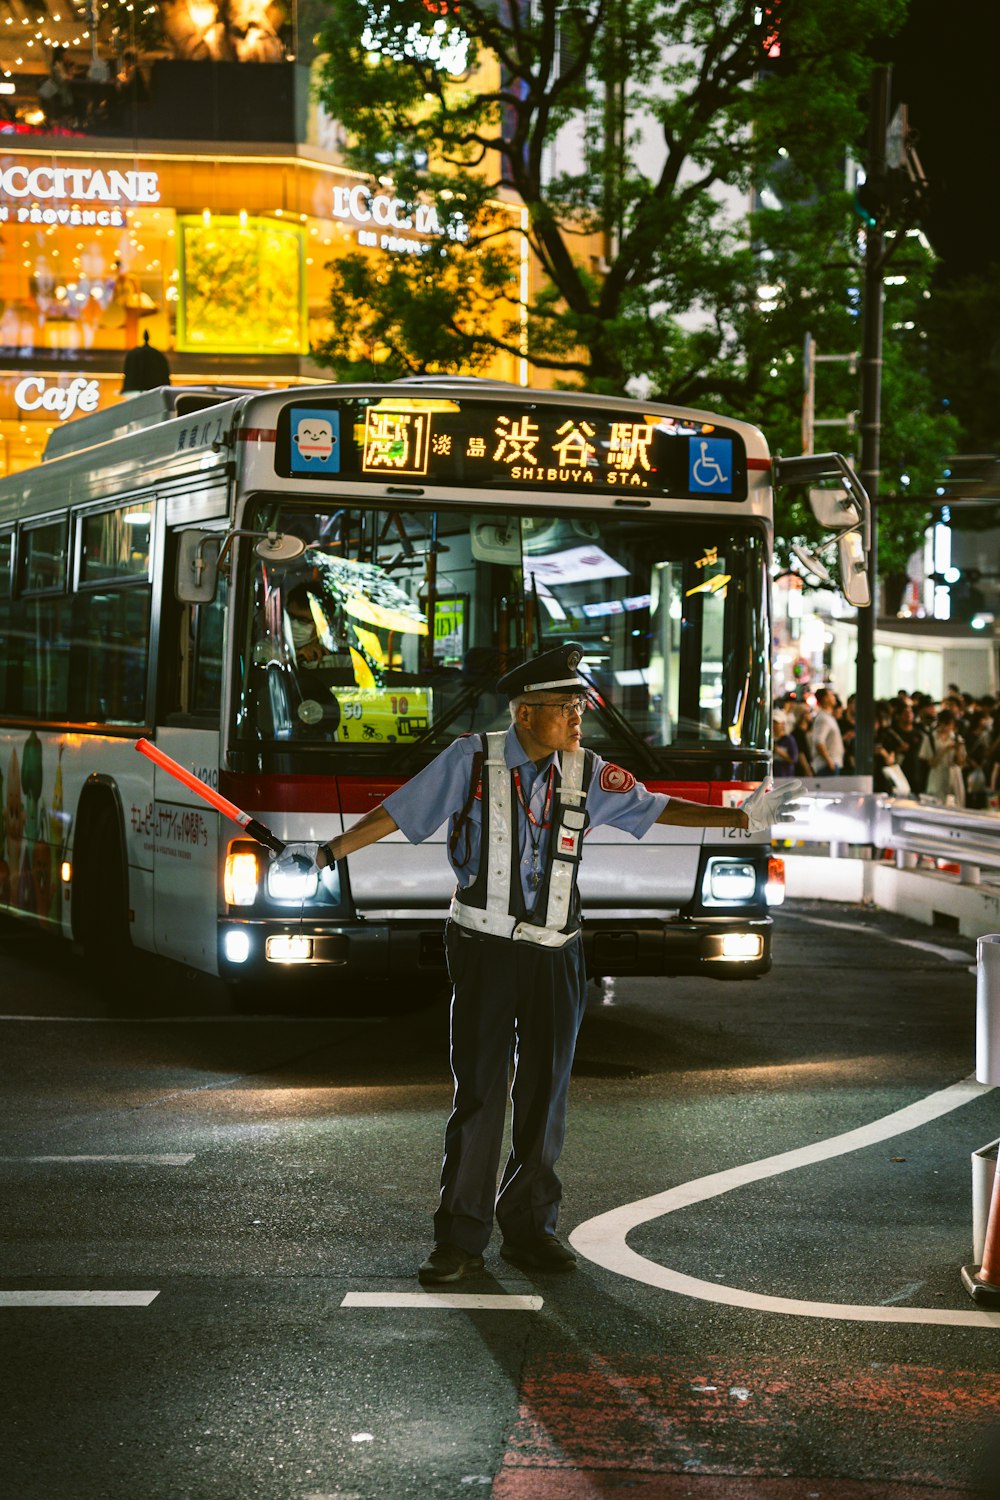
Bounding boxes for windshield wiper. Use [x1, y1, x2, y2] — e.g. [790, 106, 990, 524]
[393, 677, 498, 771]
[580, 671, 661, 775]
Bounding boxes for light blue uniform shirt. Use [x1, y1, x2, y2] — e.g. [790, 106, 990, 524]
[382, 724, 669, 913]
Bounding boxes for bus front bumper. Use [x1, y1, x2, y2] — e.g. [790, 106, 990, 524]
[217, 913, 773, 981]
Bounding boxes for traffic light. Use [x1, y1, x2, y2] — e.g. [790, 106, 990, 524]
[853, 167, 911, 228]
[854, 173, 880, 227]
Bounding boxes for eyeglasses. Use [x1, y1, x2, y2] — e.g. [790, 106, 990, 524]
[528, 697, 591, 718]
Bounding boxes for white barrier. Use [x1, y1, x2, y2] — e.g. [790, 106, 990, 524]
[973, 1140, 999, 1265]
[976, 935, 1000, 1086]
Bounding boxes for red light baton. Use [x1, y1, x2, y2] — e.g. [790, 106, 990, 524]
[135, 738, 287, 855]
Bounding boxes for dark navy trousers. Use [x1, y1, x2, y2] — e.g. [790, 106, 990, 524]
[433, 921, 588, 1255]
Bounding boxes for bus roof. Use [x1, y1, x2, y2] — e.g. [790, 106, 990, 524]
[0, 379, 772, 525]
[40, 386, 257, 462]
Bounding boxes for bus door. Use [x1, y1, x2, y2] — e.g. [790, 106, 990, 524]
[151, 534, 228, 973]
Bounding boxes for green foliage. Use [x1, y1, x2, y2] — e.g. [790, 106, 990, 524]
[312, 236, 519, 377]
[924, 264, 1000, 454]
[313, 0, 957, 574]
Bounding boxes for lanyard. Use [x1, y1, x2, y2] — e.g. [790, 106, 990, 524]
[513, 764, 555, 890]
[513, 764, 555, 828]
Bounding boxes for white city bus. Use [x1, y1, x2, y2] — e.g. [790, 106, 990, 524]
[0, 379, 868, 990]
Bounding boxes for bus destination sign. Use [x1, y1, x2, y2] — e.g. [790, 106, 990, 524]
[274, 398, 749, 502]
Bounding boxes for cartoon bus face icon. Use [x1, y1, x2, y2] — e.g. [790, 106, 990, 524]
[294, 416, 335, 462]
[288, 407, 341, 475]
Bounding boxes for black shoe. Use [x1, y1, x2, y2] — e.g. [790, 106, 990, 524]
[417, 1242, 486, 1286]
[500, 1235, 577, 1273]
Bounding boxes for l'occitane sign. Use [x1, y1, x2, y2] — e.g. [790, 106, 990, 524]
[0, 165, 160, 204]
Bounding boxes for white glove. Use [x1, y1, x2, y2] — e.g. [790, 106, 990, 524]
[269, 841, 319, 876]
[742, 778, 804, 833]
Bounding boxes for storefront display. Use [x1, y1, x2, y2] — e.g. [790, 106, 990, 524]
[176, 214, 306, 354]
[0, 145, 525, 475]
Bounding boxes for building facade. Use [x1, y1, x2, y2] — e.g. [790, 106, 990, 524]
[1, 36, 524, 475]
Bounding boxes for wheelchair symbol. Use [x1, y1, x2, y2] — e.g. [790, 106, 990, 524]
[691, 440, 730, 489]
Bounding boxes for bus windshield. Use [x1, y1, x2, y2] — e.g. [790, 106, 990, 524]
[232, 501, 770, 770]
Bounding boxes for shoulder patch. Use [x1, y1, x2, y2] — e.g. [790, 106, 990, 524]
[599, 763, 636, 794]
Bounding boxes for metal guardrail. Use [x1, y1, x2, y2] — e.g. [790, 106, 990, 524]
[784, 782, 1000, 888]
[883, 802, 1000, 886]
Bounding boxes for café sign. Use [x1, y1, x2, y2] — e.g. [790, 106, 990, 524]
[14, 375, 102, 421]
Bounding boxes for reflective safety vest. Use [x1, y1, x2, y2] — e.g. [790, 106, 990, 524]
[449, 731, 594, 948]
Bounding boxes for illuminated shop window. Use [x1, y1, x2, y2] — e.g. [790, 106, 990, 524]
[176, 215, 306, 355]
[0, 213, 173, 356]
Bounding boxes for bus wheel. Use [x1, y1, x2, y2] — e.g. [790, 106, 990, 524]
[76, 802, 131, 964]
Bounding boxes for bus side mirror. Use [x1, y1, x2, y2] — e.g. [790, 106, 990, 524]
[838, 530, 870, 608]
[807, 486, 864, 534]
[790, 544, 834, 588]
[175, 528, 307, 604]
[774, 451, 872, 608]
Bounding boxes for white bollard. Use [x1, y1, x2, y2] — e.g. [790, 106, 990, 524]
[972, 1140, 999, 1265]
[975, 934, 1000, 1086]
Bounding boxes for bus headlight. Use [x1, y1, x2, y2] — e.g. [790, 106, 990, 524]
[704, 858, 757, 904]
[266, 860, 319, 902]
[224, 849, 260, 907]
[266, 934, 314, 962]
[718, 932, 764, 961]
[223, 928, 251, 964]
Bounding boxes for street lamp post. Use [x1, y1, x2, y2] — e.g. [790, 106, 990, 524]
[854, 65, 892, 780]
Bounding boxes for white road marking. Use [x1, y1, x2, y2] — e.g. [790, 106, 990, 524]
[0, 1154, 195, 1165]
[898, 939, 974, 964]
[570, 1075, 1000, 1328]
[340, 1292, 543, 1311]
[0, 1015, 387, 1024]
[786, 913, 972, 965]
[0, 1291, 160, 1307]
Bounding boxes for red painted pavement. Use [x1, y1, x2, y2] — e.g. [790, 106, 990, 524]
[493, 1357, 997, 1497]
[493, 1476, 978, 1498]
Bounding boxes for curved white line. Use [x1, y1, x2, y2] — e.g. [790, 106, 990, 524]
[570, 1075, 1000, 1329]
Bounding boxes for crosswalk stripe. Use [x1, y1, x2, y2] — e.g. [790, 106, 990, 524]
[341, 1292, 543, 1311]
[1, 1155, 195, 1165]
[0, 1291, 160, 1307]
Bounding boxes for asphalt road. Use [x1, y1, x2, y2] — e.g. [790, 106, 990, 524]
[1, 900, 999, 1500]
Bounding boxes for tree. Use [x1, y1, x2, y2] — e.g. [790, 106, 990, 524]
[924, 264, 1000, 455]
[313, 0, 956, 571]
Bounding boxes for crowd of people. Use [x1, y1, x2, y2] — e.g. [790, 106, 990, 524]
[772, 684, 999, 808]
[31, 47, 146, 133]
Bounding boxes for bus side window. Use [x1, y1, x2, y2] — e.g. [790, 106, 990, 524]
[11, 519, 72, 723]
[69, 504, 153, 727]
[161, 527, 227, 725]
[68, 587, 151, 726]
[190, 582, 228, 718]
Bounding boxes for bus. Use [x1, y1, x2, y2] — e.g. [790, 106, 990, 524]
[0, 379, 869, 992]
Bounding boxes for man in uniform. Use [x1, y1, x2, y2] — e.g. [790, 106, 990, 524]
[315, 643, 800, 1284]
